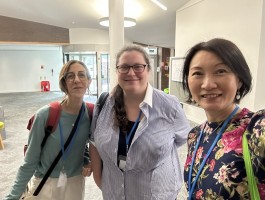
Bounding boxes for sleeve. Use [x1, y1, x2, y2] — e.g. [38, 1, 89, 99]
[4, 106, 49, 200]
[173, 98, 191, 147]
[248, 109, 265, 193]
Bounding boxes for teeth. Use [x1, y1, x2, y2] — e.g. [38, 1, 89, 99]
[202, 94, 220, 98]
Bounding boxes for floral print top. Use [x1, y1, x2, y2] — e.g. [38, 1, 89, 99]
[184, 108, 265, 200]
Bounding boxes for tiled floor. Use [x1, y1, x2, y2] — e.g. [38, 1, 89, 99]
[0, 91, 189, 199]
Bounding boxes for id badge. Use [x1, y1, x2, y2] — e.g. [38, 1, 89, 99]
[118, 155, 127, 171]
[57, 170, 67, 187]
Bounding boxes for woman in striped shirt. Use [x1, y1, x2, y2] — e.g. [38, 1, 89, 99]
[90, 44, 190, 200]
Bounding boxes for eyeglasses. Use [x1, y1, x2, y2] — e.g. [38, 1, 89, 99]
[64, 71, 87, 82]
[116, 64, 148, 74]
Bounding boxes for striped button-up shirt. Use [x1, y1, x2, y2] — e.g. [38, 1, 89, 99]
[90, 84, 190, 200]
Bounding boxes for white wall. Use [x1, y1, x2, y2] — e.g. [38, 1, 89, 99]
[172, 0, 264, 123]
[70, 28, 110, 44]
[255, 0, 265, 111]
[69, 28, 132, 46]
[0, 45, 63, 93]
[0, 28, 133, 93]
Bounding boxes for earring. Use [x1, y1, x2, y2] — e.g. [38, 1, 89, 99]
[236, 90, 241, 100]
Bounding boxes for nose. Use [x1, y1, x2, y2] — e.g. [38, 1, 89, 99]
[127, 67, 135, 75]
[73, 74, 81, 82]
[201, 75, 217, 90]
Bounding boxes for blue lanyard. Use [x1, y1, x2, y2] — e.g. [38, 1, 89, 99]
[188, 105, 239, 199]
[59, 103, 85, 161]
[125, 110, 142, 153]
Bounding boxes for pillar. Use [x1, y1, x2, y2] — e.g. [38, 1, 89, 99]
[109, 0, 125, 90]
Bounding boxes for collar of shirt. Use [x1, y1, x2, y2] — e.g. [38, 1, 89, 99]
[141, 83, 153, 108]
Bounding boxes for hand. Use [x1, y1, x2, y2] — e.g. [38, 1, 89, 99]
[82, 163, 92, 177]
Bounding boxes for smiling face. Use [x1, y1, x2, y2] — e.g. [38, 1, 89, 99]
[188, 50, 242, 121]
[116, 50, 150, 95]
[65, 63, 91, 100]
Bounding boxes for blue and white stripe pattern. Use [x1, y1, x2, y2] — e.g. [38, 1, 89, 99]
[90, 84, 190, 200]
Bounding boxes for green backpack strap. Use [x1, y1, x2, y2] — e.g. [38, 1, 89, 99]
[242, 132, 260, 200]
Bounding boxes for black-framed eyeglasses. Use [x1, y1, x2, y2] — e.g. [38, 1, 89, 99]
[116, 64, 148, 74]
[64, 71, 87, 82]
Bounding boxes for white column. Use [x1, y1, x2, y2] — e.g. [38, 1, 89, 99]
[109, 0, 124, 90]
[254, 1, 265, 111]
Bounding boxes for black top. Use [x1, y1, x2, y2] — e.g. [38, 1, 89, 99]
[117, 121, 139, 163]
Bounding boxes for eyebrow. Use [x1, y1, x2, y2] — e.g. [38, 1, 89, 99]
[67, 71, 85, 73]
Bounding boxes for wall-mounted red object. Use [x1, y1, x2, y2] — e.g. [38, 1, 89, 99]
[41, 81, 50, 92]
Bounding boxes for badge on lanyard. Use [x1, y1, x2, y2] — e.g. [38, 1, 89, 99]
[118, 155, 127, 171]
[57, 168, 67, 187]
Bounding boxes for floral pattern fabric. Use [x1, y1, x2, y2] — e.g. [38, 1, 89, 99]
[184, 108, 265, 200]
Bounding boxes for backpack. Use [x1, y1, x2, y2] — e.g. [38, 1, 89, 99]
[24, 101, 94, 155]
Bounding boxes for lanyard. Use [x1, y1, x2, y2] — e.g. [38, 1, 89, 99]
[188, 105, 239, 199]
[125, 110, 142, 153]
[59, 103, 85, 161]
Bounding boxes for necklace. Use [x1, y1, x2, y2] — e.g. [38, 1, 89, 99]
[200, 121, 224, 144]
[205, 120, 224, 134]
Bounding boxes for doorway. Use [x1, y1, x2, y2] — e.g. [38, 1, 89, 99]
[64, 52, 110, 97]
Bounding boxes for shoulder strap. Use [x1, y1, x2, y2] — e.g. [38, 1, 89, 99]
[47, 101, 61, 133]
[243, 132, 260, 200]
[85, 102, 94, 123]
[41, 101, 61, 148]
[27, 116, 35, 130]
[97, 92, 109, 114]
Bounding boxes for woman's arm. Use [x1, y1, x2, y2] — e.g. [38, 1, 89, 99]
[4, 107, 48, 200]
[173, 101, 191, 146]
[89, 143, 102, 189]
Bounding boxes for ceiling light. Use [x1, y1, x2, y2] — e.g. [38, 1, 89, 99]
[99, 17, 136, 28]
[151, 0, 167, 11]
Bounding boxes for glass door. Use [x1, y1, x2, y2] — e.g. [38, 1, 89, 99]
[63, 52, 109, 97]
[100, 53, 110, 93]
[81, 54, 97, 95]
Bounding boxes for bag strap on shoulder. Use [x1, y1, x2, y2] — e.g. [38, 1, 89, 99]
[97, 92, 109, 113]
[41, 101, 61, 148]
[85, 102, 94, 123]
[243, 132, 260, 200]
[47, 101, 61, 133]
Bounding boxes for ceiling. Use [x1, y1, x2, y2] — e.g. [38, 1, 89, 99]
[0, 0, 189, 48]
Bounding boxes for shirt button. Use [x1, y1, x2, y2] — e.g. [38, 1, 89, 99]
[114, 148, 117, 153]
[121, 184, 124, 188]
